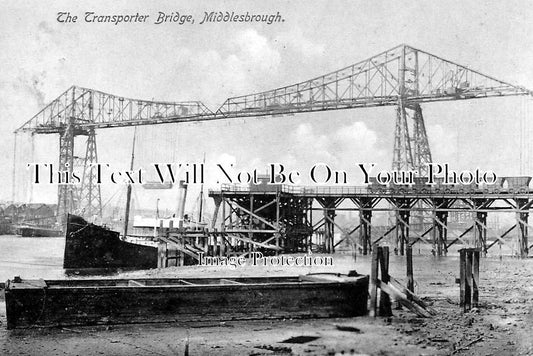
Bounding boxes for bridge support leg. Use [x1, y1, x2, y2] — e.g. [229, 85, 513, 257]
[474, 212, 488, 255]
[324, 209, 335, 253]
[57, 119, 76, 225]
[396, 210, 410, 256]
[218, 198, 226, 256]
[359, 210, 372, 255]
[516, 198, 529, 258]
[317, 197, 338, 254]
[248, 195, 254, 254]
[433, 211, 448, 256]
[79, 128, 102, 220]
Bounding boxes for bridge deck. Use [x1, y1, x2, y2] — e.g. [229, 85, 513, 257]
[208, 184, 533, 200]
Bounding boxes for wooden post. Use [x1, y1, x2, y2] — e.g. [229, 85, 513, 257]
[378, 246, 392, 316]
[464, 250, 473, 312]
[459, 248, 480, 312]
[472, 249, 480, 308]
[459, 249, 466, 308]
[369, 247, 379, 317]
[406, 245, 414, 298]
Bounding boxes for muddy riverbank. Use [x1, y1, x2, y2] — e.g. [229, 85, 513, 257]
[0, 249, 531, 355]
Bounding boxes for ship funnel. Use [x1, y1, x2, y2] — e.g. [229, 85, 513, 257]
[176, 180, 188, 220]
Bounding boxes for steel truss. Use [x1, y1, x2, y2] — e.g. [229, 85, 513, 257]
[15, 45, 532, 224]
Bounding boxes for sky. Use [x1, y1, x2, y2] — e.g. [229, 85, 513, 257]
[1, 0, 533, 217]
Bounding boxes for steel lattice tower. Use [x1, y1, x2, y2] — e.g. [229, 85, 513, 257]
[57, 118, 76, 225]
[79, 128, 102, 219]
[393, 46, 432, 176]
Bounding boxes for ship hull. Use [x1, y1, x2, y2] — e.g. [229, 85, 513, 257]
[63, 214, 158, 270]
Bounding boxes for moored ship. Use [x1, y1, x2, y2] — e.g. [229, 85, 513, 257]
[63, 214, 158, 271]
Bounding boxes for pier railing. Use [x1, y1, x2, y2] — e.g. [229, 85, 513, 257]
[211, 183, 369, 195]
[209, 183, 533, 197]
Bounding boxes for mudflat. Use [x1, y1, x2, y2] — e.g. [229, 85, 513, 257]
[0, 251, 531, 355]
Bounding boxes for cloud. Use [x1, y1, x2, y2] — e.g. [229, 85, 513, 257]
[291, 121, 384, 162]
[334, 121, 383, 160]
[179, 29, 282, 106]
[234, 29, 281, 72]
[168, 27, 324, 108]
[427, 124, 457, 162]
[275, 27, 325, 58]
[280, 121, 385, 184]
[292, 122, 336, 162]
[0, 21, 78, 201]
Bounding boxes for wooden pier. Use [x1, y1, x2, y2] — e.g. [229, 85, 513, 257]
[205, 181, 533, 260]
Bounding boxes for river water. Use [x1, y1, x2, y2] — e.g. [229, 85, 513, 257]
[0, 235, 65, 282]
[0, 232, 518, 283]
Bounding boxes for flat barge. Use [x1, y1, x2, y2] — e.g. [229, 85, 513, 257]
[5, 274, 369, 329]
[18, 226, 62, 237]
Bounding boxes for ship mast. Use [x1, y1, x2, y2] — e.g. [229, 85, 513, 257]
[197, 153, 206, 223]
[123, 127, 137, 239]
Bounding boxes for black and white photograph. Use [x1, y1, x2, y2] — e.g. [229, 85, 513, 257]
[0, 1, 532, 355]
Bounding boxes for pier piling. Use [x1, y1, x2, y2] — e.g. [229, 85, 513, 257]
[459, 248, 480, 312]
